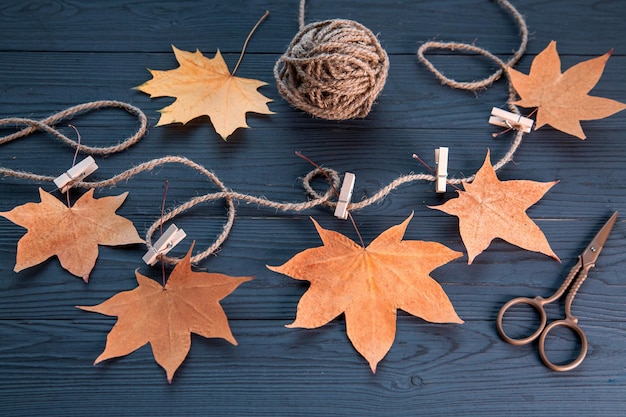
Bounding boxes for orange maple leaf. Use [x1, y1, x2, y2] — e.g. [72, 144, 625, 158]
[136, 45, 273, 140]
[508, 40, 626, 139]
[78, 243, 253, 383]
[0, 188, 143, 282]
[430, 151, 559, 264]
[267, 213, 463, 372]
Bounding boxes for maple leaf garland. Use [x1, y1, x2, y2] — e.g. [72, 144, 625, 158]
[508, 40, 626, 139]
[78, 243, 253, 383]
[268, 213, 463, 372]
[136, 46, 274, 140]
[430, 151, 559, 264]
[0, 188, 143, 282]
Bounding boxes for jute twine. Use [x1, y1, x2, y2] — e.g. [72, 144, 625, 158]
[274, 0, 389, 120]
[0, 0, 529, 265]
[0, 102, 340, 264]
[416, 0, 529, 178]
[0, 100, 147, 155]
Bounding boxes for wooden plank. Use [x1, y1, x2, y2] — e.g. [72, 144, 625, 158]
[1, 216, 625, 321]
[1, 318, 626, 417]
[0, 0, 624, 55]
[1, 52, 624, 129]
[1, 124, 626, 221]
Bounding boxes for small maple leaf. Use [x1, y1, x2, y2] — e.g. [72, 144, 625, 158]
[0, 188, 143, 282]
[508, 40, 626, 139]
[430, 151, 559, 264]
[136, 45, 274, 140]
[268, 213, 463, 372]
[78, 243, 253, 383]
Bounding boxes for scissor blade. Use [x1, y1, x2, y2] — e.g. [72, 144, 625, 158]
[581, 211, 618, 267]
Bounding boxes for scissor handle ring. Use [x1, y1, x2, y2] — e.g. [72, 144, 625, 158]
[538, 319, 588, 372]
[497, 297, 547, 346]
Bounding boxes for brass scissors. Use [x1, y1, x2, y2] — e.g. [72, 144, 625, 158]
[496, 211, 618, 372]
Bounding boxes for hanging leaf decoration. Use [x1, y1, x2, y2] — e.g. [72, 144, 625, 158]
[78, 243, 253, 383]
[508, 40, 626, 139]
[430, 151, 559, 264]
[0, 188, 143, 282]
[268, 213, 463, 372]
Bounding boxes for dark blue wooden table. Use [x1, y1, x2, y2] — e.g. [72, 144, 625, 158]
[1, 1, 625, 416]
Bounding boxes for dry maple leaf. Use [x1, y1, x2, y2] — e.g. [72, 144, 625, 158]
[78, 243, 253, 383]
[267, 213, 463, 372]
[0, 188, 143, 282]
[136, 45, 273, 140]
[430, 150, 559, 264]
[508, 40, 626, 139]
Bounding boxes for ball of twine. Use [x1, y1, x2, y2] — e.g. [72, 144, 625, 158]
[274, 19, 389, 120]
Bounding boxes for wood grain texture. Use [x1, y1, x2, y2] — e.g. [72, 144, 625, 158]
[0, 0, 624, 55]
[1, 1, 626, 416]
[2, 319, 626, 416]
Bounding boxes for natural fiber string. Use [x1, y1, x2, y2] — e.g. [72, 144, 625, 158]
[0, 106, 341, 264]
[1, 0, 529, 264]
[0, 118, 410, 264]
[298, 0, 306, 30]
[0, 143, 502, 265]
[417, 0, 529, 177]
[417, 0, 528, 91]
[274, 0, 389, 120]
[0, 100, 147, 155]
[0, 102, 338, 264]
[280, 0, 528, 179]
[81, 156, 340, 265]
[296, 0, 529, 193]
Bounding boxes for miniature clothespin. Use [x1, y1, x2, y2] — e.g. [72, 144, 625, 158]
[489, 107, 533, 133]
[434, 147, 449, 193]
[334, 172, 355, 220]
[142, 224, 187, 266]
[53, 156, 98, 193]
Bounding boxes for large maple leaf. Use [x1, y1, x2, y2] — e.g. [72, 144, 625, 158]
[78, 243, 253, 383]
[136, 45, 273, 140]
[508, 40, 626, 139]
[267, 213, 463, 372]
[430, 151, 559, 264]
[0, 188, 143, 282]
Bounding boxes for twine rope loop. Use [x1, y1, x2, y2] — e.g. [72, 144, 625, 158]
[416, 0, 529, 175]
[0, 100, 147, 155]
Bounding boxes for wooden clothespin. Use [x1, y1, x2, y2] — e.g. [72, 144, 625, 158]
[142, 224, 187, 266]
[54, 156, 98, 193]
[334, 172, 355, 220]
[489, 107, 533, 133]
[434, 147, 449, 193]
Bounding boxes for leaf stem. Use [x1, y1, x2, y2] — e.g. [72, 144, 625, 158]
[232, 10, 269, 76]
[347, 212, 365, 249]
[160, 180, 169, 286]
[412, 153, 434, 173]
[412, 153, 461, 192]
[69, 124, 81, 168]
[295, 151, 366, 248]
[66, 124, 82, 208]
